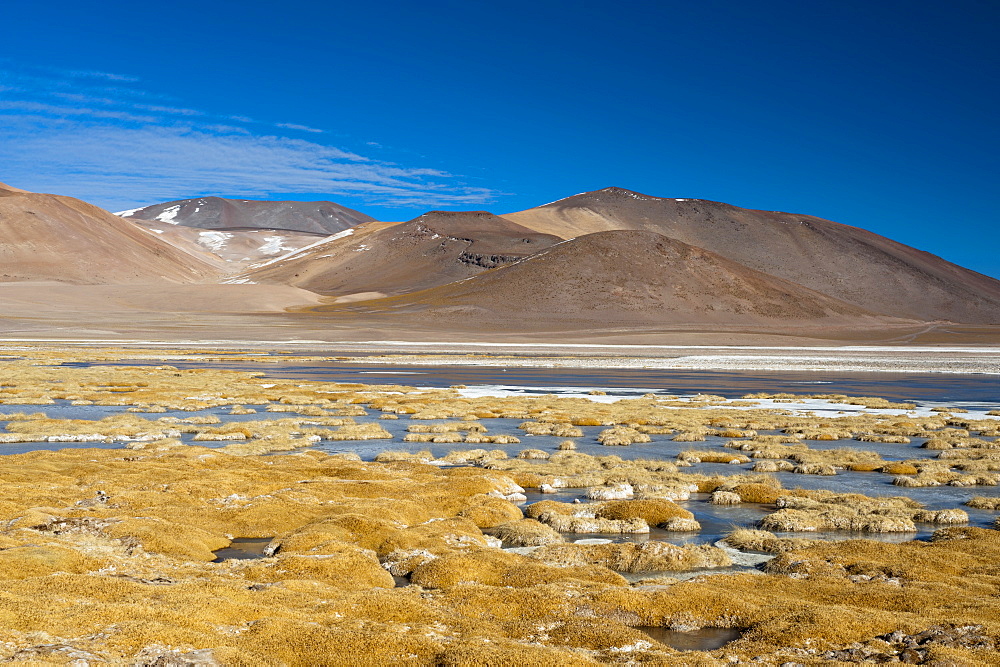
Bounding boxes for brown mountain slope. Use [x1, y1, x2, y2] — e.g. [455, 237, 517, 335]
[505, 187, 1000, 323]
[134, 221, 328, 272]
[244, 211, 561, 299]
[0, 185, 219, 284]
[118, 196, 374, 235]
[318, 230, 906, 329]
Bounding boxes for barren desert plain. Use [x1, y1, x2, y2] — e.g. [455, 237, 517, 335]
[2, 181, 1000, 664]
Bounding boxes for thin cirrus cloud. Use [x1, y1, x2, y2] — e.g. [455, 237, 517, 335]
[275, 122, 323, 133]
[0, 66, 498, 210]
[55, 68, 141, 82]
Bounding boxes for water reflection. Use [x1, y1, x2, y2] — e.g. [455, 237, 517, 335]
[211, 538, 273, 562]
[637, 626, 744, 651]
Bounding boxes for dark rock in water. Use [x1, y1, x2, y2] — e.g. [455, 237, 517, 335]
[636, 626, 743, 651]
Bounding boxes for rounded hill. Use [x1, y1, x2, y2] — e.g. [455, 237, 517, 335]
[324, 230, 904, 328]
[505, 187, 1000, 323]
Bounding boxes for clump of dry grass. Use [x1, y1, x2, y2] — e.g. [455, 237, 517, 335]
[710, 490, 742, 505]
[760, 493, 967, 533]
[881, 462, 919, 475]
[0, 412, 48, 421]
[403, 432, 463, 443]
[597, 427, 651, 446]
[374, 450, 434, 463]
[492, 519, 563, 547]
[789, 428, 853, 441]
[586, 483, 635, 500]
[246, 544, 398, 590]
[792, 463, 837, 476]
[521, 421, 584, 437]
[594, 499, 694, 527]
[632, 482, 696, 502]
[439, 449, 510, 465]
[536, 513, 649, 534]
[751, 460, 795, 472]
[325, 423, 393, 441]
[529, 541, 732, 572]
[126, 404, 168, 413]
[742, 392, 916, 410]
[408, 421, 487, 434]
[524, 500, 576, 520]
[557, 440, 577, 450]
[457, 496, 525, 528]
[923, 436, 997, 450]
[671, 431, 707, 442]
[712, 481, 785, 505]
[723, 528, 823, 553]
[192, 432, 248, 441]
[856, 433, 911, 444]
[408, 547, 627, 589]
[677, 450, 750, 464]
[751, 434, 803, 445]
[464, 434, 521, 444]
[966, 496, 1000, 510]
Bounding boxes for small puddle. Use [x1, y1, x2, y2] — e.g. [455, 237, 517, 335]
[392, 575, 411, 587]
[211, 538, 273, 563]
[636, 626, 743, 651]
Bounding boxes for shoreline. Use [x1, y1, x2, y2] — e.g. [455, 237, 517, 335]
[3, 339, 999, 374]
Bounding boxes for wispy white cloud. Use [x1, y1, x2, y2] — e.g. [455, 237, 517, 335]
[134, 103, 204, 116]
[0, 65, 499, 210]
[275, 122, 323, 133]
[52, 68, 141, 82]
[0, 100, 159, 123]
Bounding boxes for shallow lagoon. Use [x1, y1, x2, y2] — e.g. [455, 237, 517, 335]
[4, 363, 998, 552]
[99, 359, 1000, 403]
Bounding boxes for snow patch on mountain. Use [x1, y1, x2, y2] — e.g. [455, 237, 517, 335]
[154, 205, 182, 224]
[198, 231, 233, 252]
[259, 236, 287, 255]
[252, 228, 354, 269]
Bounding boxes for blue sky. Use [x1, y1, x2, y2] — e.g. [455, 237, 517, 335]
[1, 0, 998, 278]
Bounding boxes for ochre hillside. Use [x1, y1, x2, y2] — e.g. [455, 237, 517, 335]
[322, 230, 906, 329]
[129, 222, 328, 272]
[505, 187, 1000, 323]
[0, 184, 219, 284]
[245, 211, 562, 299]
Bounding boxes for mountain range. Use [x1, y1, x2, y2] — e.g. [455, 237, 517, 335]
[2, 180, 999, 342]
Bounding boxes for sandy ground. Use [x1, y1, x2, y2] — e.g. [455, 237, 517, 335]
[1, 282, 998, 373]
